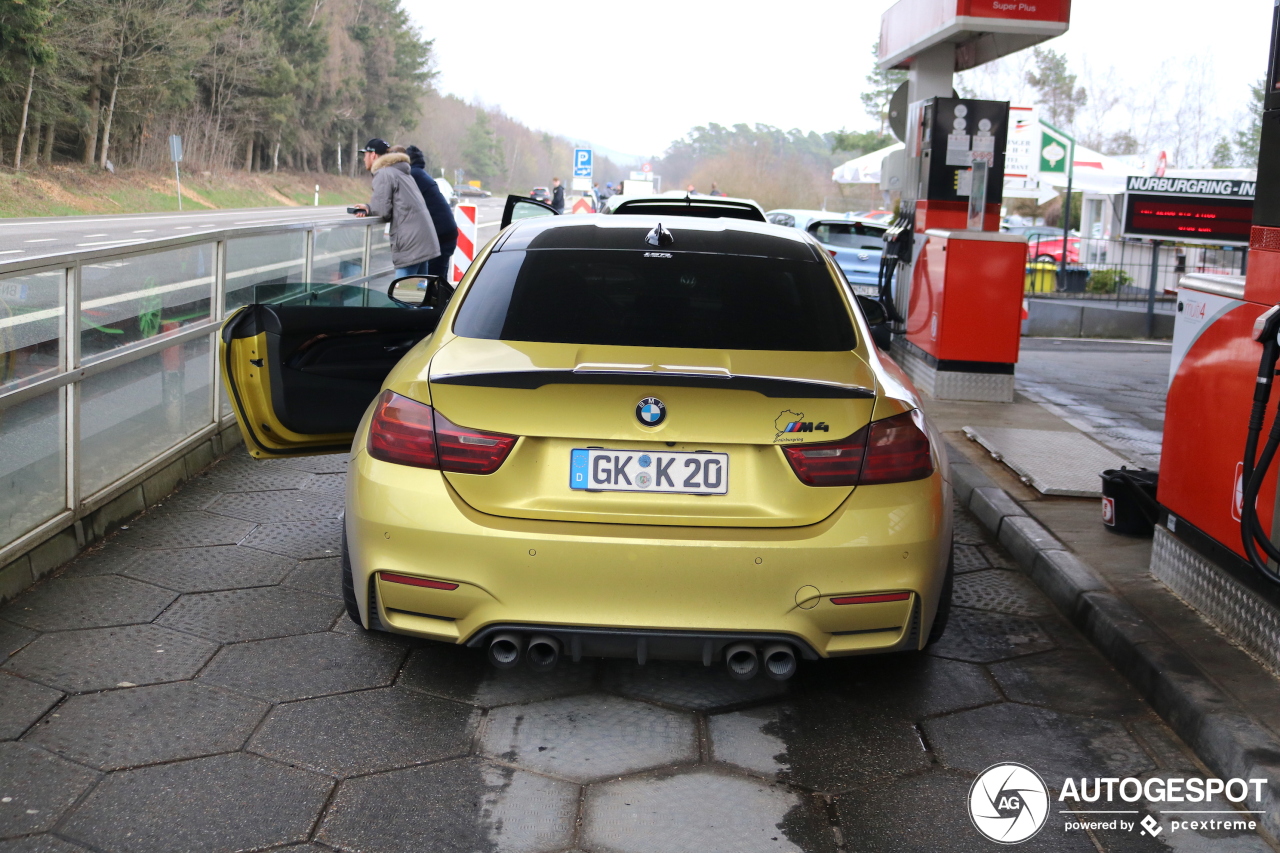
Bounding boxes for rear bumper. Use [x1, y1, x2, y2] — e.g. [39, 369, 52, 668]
[346, 450, 951, 659]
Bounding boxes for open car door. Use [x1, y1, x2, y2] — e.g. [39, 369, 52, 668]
[221, 279, 450, 458]
[501, 195, 558, 228]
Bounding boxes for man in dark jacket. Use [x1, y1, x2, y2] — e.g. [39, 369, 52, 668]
[352, 138, 439, 277]
[402, 145, 458, 281]
[550, 177, 565, 213]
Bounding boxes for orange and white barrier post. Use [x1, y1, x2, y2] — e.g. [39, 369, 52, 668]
[451, 203, 477, 284]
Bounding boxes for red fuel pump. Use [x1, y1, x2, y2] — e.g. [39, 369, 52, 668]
[1150, 8, 1277, 668]
[885, 96, 1029, 402]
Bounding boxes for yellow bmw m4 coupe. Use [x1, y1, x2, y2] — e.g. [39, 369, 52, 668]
[221, 205, 953, 681]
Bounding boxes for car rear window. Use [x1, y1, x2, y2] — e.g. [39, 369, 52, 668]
[453, 249, 857, 351]
[809, 222, 886, 251]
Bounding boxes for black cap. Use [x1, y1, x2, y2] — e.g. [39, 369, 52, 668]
[361, 138, 389, 155]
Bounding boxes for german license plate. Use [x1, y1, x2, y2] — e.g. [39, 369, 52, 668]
[570, 449, 729, 494]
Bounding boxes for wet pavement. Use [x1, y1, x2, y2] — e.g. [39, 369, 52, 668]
[1016, 339, 1170, 469]
[0, 448, 1274, 852]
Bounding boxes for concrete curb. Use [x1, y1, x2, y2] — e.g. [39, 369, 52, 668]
[947, 443, 1280, 838]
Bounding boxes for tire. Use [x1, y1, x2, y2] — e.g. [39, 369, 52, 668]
[340, 529, 362, 627]
[1034, 254, 1056, 264]
[924, 549, 955, 647]
[341, 531, 387, 631]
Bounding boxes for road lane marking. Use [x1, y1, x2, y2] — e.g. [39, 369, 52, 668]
[0, 250, 23, 255]
[173, 226, 191, 230]
[76, 239, 148, 247]
[24, 238, 56, 243]
[132, 229, 156, 233]
[84, 233, 108, 238]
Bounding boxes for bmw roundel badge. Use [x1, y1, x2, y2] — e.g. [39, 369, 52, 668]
[636, 397, 666, 426]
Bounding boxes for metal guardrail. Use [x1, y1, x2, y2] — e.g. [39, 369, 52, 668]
[0, 217, 395, 566]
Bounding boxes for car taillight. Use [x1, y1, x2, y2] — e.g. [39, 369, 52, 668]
[860, 410, 934, 484]
[367, 391, 516, 474]
[782, 430, 867, 487]
[434, 410, 517, 474]
[783, 410, 933, 487]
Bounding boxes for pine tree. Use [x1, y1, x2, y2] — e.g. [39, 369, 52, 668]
[860, 39, 906, 137]
[461, 111, 502, 186]
[1026, 47, 1088, 129]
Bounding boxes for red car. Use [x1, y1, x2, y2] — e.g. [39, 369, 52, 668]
[1025, 235, 1080, 264]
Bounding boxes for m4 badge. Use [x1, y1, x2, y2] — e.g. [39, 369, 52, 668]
[774, 410, 830, 442]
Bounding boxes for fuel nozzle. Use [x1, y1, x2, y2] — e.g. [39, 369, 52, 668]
[1252, 305, 1280, 404]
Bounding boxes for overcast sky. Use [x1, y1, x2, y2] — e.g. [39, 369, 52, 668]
[403, 1, 1272, 159]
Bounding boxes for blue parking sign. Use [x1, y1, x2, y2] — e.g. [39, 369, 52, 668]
[573, 148, 593, 178]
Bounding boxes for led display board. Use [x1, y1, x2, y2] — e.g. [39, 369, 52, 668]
[1122, 177, 1255, 246]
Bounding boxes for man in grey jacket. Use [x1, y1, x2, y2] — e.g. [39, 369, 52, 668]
[353, 138, 440, 278]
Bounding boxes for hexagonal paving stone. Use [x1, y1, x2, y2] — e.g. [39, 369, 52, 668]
[979, 544, 1017, 569]
[281, 558, 342, 599]
[0, 742, 100, 839]
[399, 644, 597, 708]
[953, 513, 988, 546]
[199, 631, 408, 702]
[150, 486, 220, 514]
[278, 454, 348, 475]
[708, 706, 788, 779]
[481, 694, 695, 782]
[953, 570, 1052, 617]
[301, 473, 345, 498]
[206, 490, 342, 524]
[922, 703, 1154, 781]
[0, 621, 36, 659]
[952, 544, 990, 574]
[27, 682, 267, 771]
[0, 836, 91, 852]
[799, 654, 1000, 720]
[54, 544, 141, 578]
[2, 624, 218, 694]
[990, 649, 1148, 718]
[249, 686, 475, 777]
[195, 458, 314, 493]
[583, 768, 817, 853]
[241, 519, 343, 560]
[117, 512, 255, 550]
[121, 545, 294, 593]
[1, 576, 177, 633]
[712, 696, 929, 793]
[318, 757, 577, 853]
[834, 770, 1097, 853]
[0, 674, 62, 740]
[156, 586, 342, 643]
[60, 752, 331, 853]
[926, 607, 1056, 663]
[601, 660, 787, 711]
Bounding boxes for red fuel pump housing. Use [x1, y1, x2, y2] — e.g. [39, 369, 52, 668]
[905, 229, 1026, 366]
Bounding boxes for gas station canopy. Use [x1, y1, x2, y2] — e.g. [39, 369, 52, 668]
[879, 0, 1070, 71]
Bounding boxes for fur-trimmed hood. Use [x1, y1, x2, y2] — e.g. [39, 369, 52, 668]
[370, 152, 410, 174]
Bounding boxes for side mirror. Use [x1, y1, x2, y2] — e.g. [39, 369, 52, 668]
[857, 294, 888, 326]
[388, 275, 454, 309]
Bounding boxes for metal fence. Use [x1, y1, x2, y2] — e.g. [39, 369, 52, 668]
[1023, 235, 1248, 310]
[0, 217, 395, 565]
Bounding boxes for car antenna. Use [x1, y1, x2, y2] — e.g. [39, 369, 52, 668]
[645, 223, 675, 247]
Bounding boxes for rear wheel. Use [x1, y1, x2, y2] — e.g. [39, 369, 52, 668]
[1034, 253, 1056, 263]
[340, 530, 362, 627]
[340, 531, 386, 631]
[924, 549, 954, 647]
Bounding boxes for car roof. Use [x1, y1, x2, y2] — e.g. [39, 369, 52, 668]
[496, 213, 820, 260]
[605, 194, 766, 222]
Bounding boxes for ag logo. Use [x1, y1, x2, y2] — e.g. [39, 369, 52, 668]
[968, 763, 1049, 844]
[636, 397, 666, 427]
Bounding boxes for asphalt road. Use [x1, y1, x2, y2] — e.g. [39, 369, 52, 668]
[0, 196, 508, 260]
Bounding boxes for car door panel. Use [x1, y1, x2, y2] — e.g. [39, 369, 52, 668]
[501, 195, 559, 228]
[221, 303, 442, 457]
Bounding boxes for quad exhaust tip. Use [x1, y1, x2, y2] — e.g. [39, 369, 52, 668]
[488, 632, 523, 669]
[526, 635, 561, 672]
[724, 642, 760, 681]
[762, 643, 797, 681]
